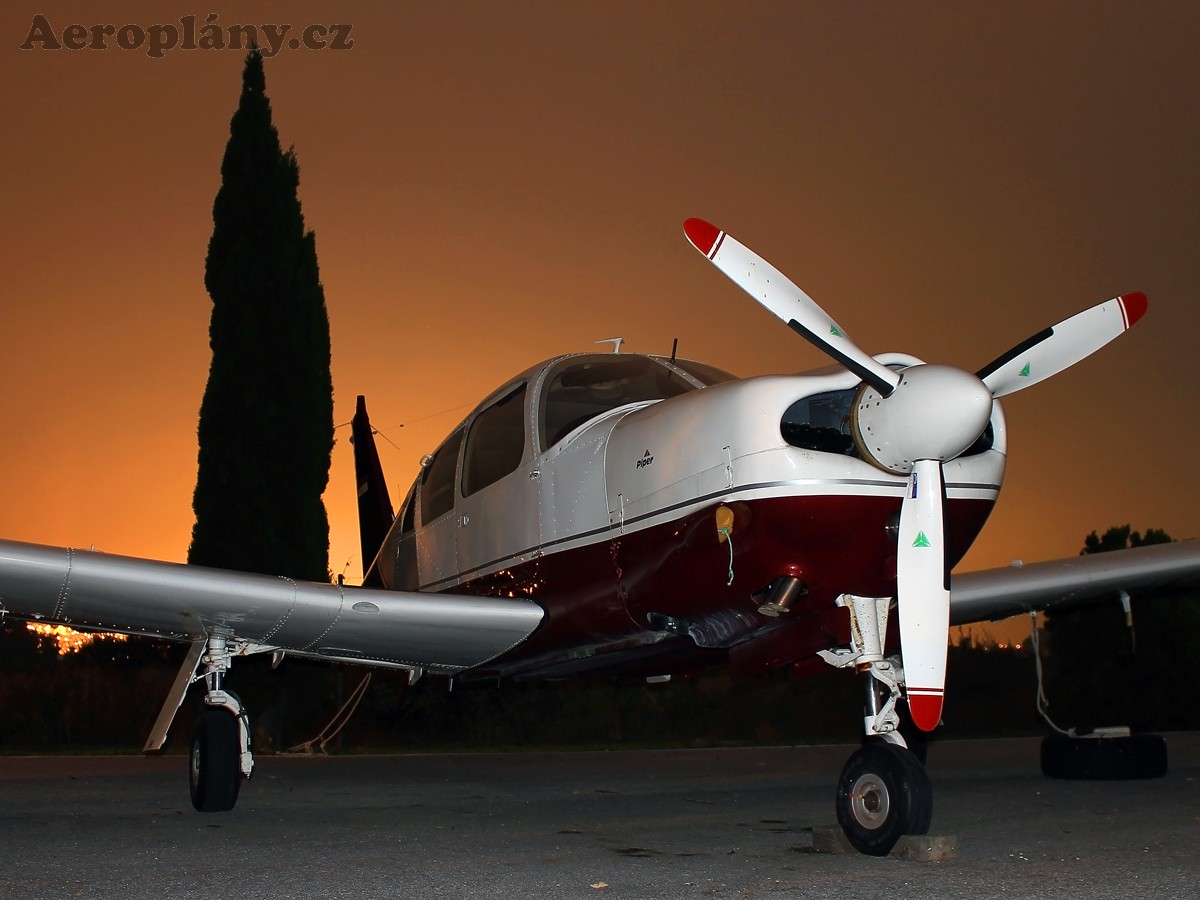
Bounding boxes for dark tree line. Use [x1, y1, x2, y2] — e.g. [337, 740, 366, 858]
[0, 622, 1038, 753]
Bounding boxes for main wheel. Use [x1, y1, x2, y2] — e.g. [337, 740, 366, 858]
[189, 709, 242, 812]
[836, 742, 932, 856]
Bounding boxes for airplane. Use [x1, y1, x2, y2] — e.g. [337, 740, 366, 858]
[3, 217, 1199, 856]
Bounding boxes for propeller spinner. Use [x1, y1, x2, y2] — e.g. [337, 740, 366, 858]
[684, 217, 1148, 731]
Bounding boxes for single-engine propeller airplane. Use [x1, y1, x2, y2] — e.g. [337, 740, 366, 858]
[3, 218, 1199, 855]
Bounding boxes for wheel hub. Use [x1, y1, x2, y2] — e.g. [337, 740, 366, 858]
[848, 773, 891, 828]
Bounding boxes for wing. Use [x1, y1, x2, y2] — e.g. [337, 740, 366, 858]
[950, 541, 1200, 626]
[0, 539, 543, 674]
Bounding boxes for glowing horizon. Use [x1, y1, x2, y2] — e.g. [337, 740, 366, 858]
[1, 5, 1196, 624]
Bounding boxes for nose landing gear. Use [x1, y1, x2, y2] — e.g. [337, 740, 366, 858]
[820, 593, 934, 855]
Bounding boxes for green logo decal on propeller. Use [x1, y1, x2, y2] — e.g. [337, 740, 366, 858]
[913, 531, 932, 548]
[1019, 362, 1031, 377]
[830, 324, 844, 337]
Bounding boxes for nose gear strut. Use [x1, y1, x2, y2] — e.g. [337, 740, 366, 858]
[817, 594, 907, 746]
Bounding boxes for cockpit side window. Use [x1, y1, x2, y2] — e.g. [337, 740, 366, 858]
[540, 356, 696, 451]
[461, 383, 527, 497]
[420, 428, 463, 524]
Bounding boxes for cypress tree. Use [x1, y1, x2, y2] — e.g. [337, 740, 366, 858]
[189, 49, 333, 583]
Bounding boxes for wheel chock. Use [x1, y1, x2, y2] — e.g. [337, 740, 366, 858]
[811, 824, 857, 854]
[891, 834, 957, 861]
[810, 825, 956, 860]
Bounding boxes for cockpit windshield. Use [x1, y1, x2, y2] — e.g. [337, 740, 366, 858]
[540, 355, 727, 451]
[667, 358, 737, 386]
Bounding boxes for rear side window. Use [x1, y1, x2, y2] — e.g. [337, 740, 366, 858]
[462, 384, 527, 497]
[420, 428, 463, 524]
[398, 485, 417, 536]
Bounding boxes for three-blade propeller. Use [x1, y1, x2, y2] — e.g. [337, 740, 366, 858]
[684, 217, 1147, 731]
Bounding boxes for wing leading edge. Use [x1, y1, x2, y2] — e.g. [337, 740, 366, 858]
[0, 539, 543, 673]
[950, 541, 1200, 626]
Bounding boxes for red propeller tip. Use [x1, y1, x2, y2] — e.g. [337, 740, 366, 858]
[1119, 292, 1148, 329]
[683, 218, 723, 257]
[907, 691, 944, 732]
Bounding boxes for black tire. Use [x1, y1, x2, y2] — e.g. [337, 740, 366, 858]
[836, 742, 932, 856]
[189, 709, 242, 812]
[1041, 733, 1168, 780]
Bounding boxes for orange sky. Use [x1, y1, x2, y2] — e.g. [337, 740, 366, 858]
[2, 2, 1197, 611]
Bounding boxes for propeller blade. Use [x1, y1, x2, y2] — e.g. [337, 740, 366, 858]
[897, 458, 950, 732]
[683, 218, 901, 397]
[977, 292, 1147, 398]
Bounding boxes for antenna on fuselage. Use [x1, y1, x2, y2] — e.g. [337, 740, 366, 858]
[595, 337, 624, 353]
[669, 337, 678, 365]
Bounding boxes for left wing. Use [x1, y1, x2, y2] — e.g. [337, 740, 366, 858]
[0, 539, 543, 674]
[950, 540, 1200, 626]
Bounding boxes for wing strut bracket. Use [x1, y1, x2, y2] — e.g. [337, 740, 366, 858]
[143, 637, 207, 754]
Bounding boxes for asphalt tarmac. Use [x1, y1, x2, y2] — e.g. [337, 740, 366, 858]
[2, 735, 1198, 899]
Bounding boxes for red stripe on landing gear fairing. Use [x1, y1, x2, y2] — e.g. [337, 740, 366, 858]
[907, 689, 944, 732]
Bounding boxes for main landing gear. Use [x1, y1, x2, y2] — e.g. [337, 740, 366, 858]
[819, 594, 933, 855]
[145, 631, 255, 812]
[189, 633, 254, 811]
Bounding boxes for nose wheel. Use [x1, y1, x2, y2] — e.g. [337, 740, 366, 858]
[836, 742, 932, 856]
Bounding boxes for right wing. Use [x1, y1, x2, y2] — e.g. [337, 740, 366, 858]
[950, 540, 1200, 626]
[0, 539, 543, 674]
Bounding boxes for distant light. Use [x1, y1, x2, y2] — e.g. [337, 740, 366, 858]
[25, 623, 128, 656]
